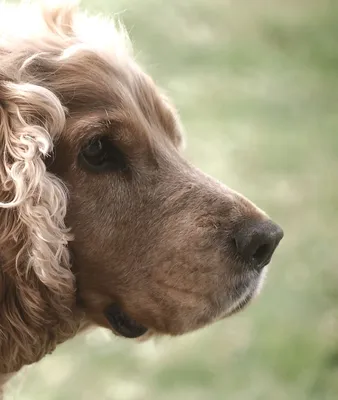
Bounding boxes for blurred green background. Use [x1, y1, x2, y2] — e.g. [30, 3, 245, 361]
[6, 0, 338, 399]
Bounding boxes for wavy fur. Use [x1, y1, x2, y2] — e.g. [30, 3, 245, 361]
[0, 1, 134, 381]
[0, 67, 77, 370]
[0, 0, 105, 379]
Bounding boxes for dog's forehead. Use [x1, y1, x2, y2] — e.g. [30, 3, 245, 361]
[59, 49, 184, 149]
[0, 3, 184, 151]
[0, 3, 184, 148]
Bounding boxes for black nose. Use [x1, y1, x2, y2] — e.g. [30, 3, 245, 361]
[234, 220, 284, 270]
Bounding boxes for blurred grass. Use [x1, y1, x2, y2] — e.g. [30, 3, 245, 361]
[6, 0, 338, 399]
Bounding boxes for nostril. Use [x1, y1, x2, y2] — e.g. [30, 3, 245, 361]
[233, 219, 283, 270]
[252, 243, 273, 265]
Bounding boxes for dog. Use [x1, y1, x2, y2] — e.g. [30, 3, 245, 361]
[0, 1, 283, 395]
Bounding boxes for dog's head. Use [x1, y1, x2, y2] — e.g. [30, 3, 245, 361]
[0, 3, 283, 371]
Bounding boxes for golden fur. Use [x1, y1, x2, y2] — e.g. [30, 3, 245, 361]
[0, 2, 283, 396]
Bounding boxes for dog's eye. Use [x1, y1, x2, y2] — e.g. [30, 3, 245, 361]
[80, 137, 127, 173]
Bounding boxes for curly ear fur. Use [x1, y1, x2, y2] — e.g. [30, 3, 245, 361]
[0, 0, 129, 377]
[0, 64, 78, 373]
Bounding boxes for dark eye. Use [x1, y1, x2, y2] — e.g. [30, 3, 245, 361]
[79, 136, 127, 173]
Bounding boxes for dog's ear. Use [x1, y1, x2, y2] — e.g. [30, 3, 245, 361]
[0, 79, 78, 373]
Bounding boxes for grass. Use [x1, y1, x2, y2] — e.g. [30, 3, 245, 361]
[5, 0, 338, 399]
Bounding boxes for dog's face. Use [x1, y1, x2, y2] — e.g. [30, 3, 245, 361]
[49, 53, 283, 339]
[0, 6, 283, 364]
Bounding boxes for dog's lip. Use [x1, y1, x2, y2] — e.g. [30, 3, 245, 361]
[227, 292, 253, 316]
[104, 303, 148, 339]
[223, 283, 257, 318]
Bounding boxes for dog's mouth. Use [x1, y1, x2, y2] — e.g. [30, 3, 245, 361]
[223, 273, 265, 318]
[104, 304, 148, 338]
